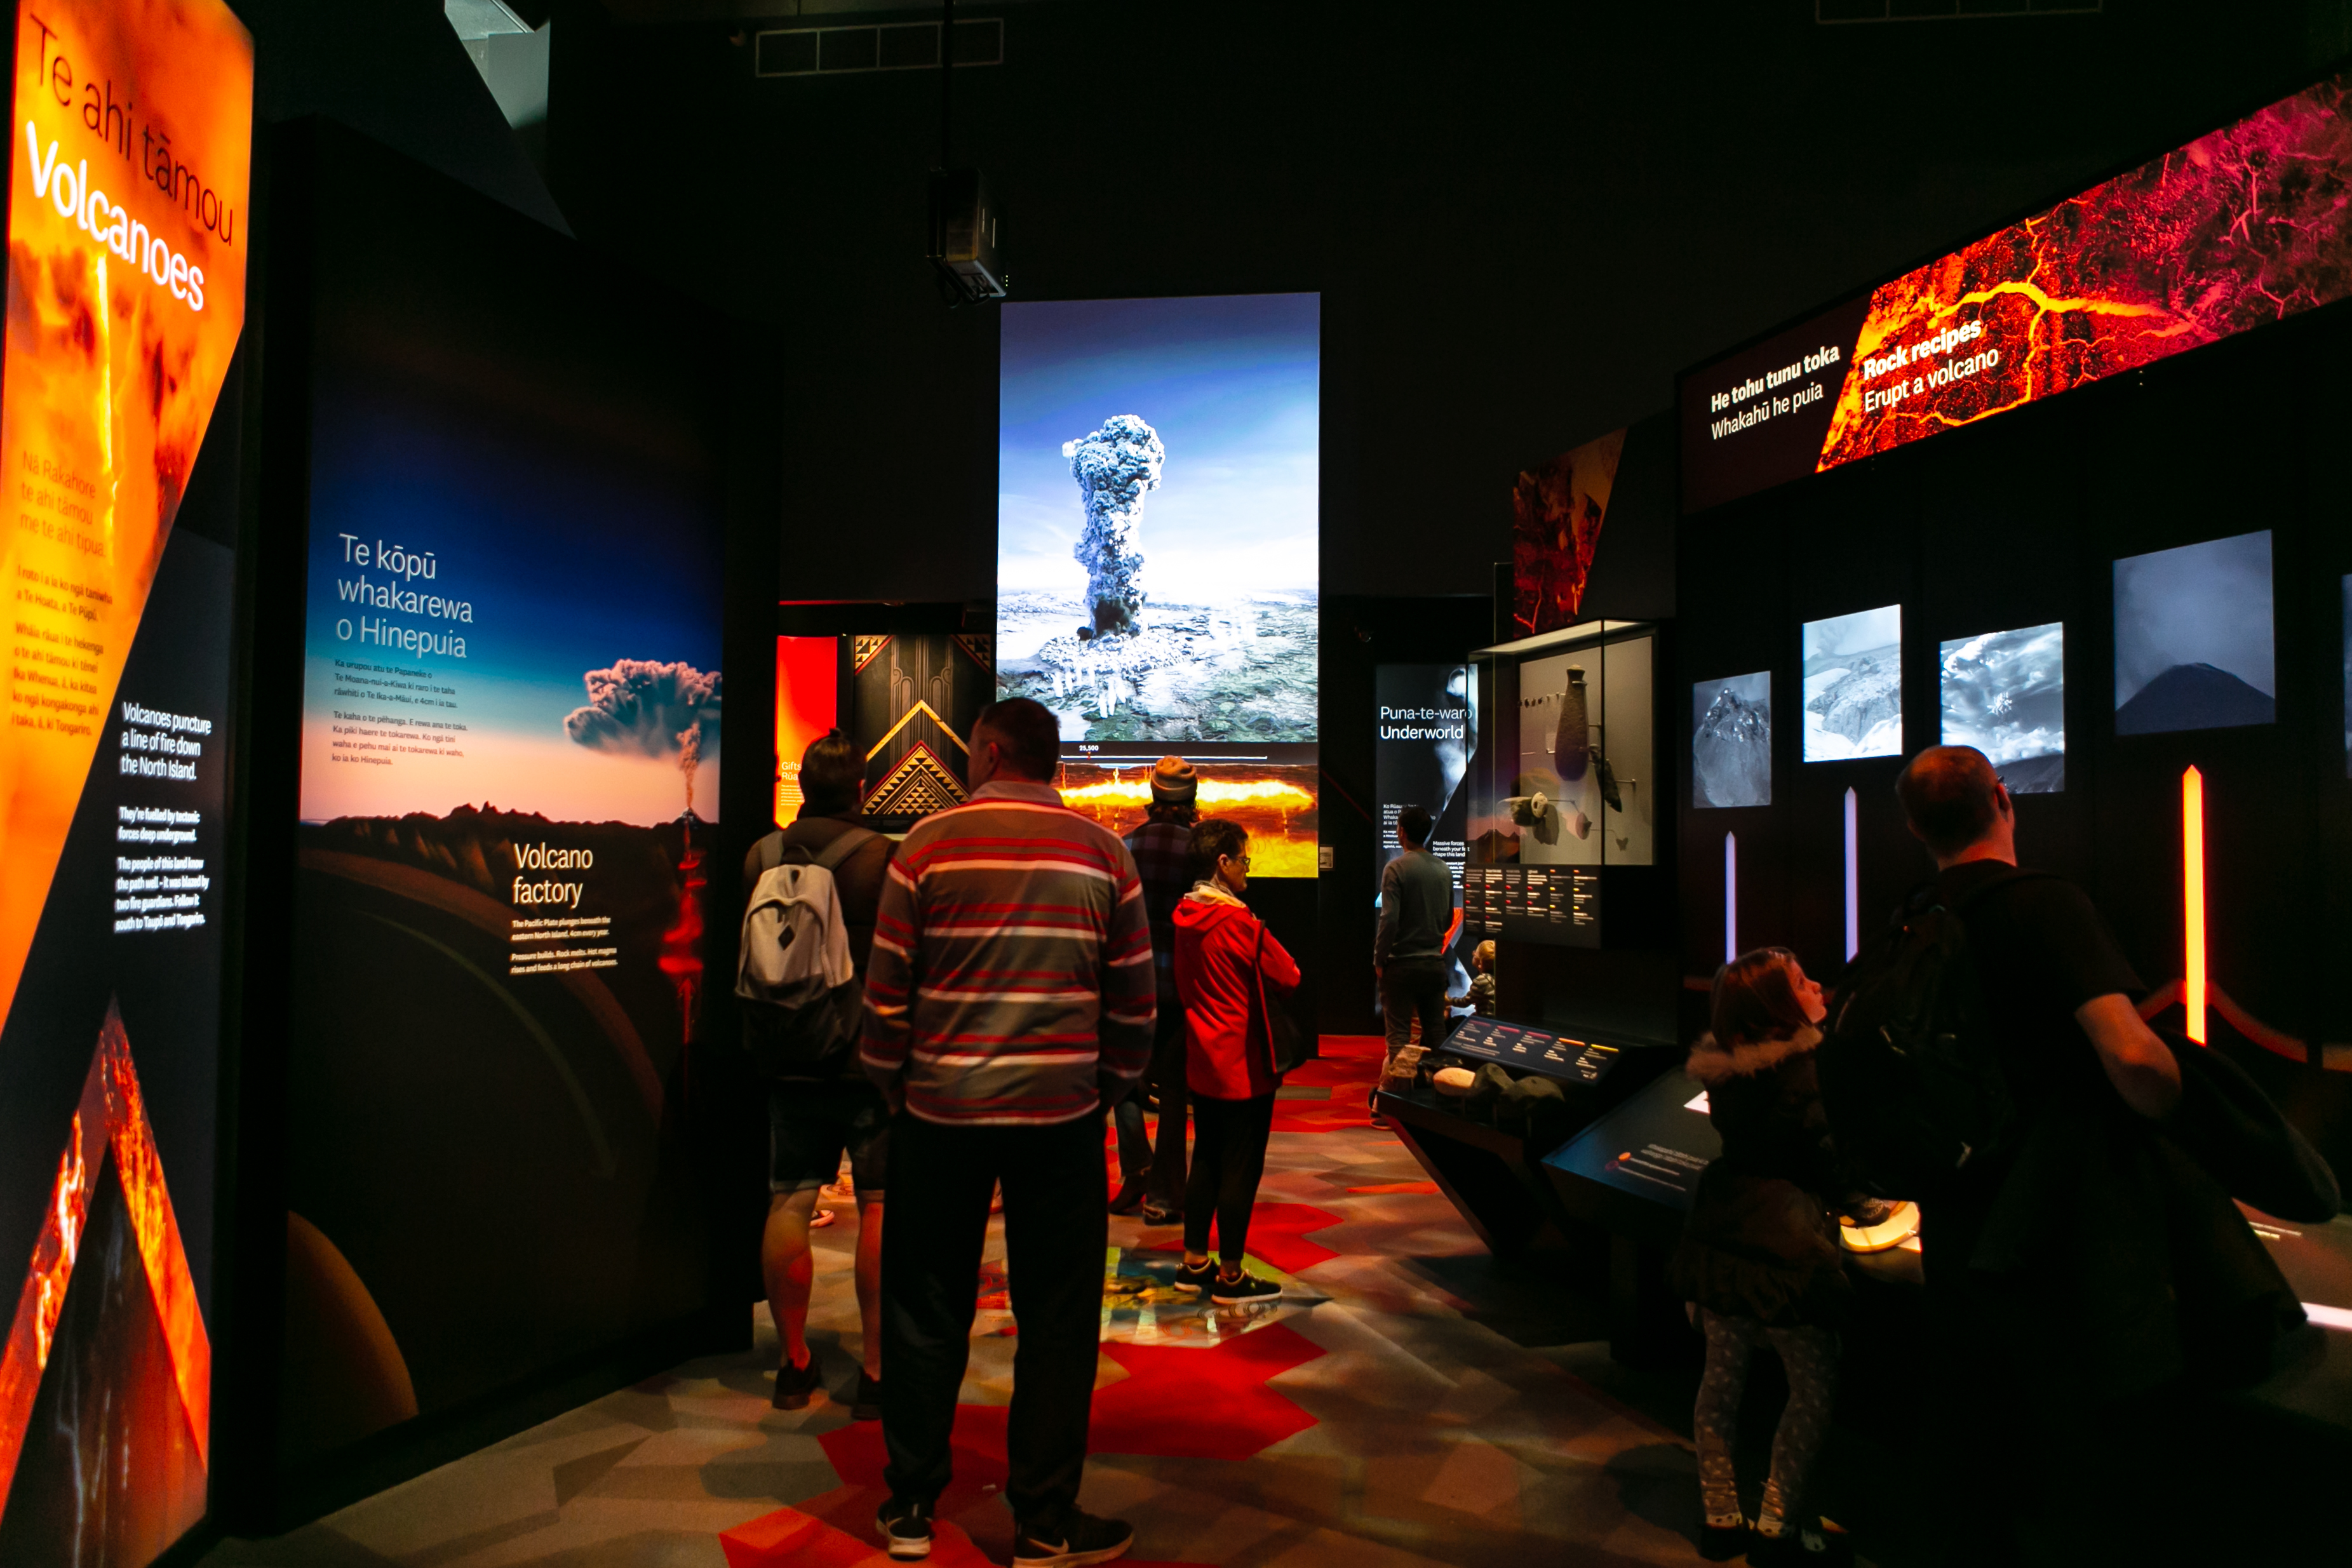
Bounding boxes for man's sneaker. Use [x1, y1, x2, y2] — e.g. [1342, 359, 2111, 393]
[851, 1370, 883, 1421]
[770, 1354, 823, 1411]
[1012, 1508, 1134, 1568]
[1171, 1259, 1216, 1294]
[876, 1496, 934, 1560]
[1209, 1269, 1282, 1305]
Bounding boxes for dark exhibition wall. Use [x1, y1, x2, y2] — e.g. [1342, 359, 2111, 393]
[546, 0, 2352, 605]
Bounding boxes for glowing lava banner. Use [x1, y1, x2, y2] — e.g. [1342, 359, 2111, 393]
[278, 126, 722, 1472]
[1681, 70, 2352, 513]
[0, 0, 250, 1559]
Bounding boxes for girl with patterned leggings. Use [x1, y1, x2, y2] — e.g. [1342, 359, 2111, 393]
[1670, 949, 1855, 1565]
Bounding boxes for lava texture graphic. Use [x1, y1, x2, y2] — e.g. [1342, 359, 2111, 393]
[1510, 429, 1625, 638]
[1820, 72, 2352, 467]
[0, 1004, 209, 1512]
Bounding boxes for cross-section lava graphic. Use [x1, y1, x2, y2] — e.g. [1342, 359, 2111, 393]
[0, 1004, 208, 1534]
[1820, 72, 2352, 467]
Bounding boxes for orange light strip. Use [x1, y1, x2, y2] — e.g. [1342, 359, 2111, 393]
[2182, 766, 2207, 1045]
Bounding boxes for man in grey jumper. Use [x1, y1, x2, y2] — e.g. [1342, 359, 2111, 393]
[1374, 804, 1455, 1109]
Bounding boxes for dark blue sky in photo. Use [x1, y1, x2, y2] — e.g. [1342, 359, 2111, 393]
[302, 379, 725, 740]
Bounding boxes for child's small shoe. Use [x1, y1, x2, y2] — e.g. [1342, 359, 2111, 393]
[1751, 1515, 1852, 1567]
[1698, 1513, 1749, 1561]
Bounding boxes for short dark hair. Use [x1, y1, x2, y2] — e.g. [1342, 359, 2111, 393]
[1397, 805, 1433, 847]
[1188, 817, 1249, 882]
[800, 730, 861, 814]
[1146, 797, 1199, 826]
[1895, 744, 2001, 858]
[1710, 948, 1811, 1047]
[972, 698, 1059, 782]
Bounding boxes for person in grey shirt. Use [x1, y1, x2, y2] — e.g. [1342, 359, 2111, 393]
[1374, 805, 1455, 1115]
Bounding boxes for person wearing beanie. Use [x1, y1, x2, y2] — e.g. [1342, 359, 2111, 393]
[1116, 756, 1200, 1222]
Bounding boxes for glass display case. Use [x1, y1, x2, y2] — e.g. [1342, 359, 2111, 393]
[1466, 619, 1660, 947]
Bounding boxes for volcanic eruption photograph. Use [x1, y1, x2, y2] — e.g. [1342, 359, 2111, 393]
[995, 294, 1319, 744]
[2113, 530, 2275, 737]
[1692, 670, 1771, 807]
[1940, 623, 2065, 793]
[1801, 605, 1903, 762]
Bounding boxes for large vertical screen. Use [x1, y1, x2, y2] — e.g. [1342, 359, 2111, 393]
[997, 294, 1320, 873]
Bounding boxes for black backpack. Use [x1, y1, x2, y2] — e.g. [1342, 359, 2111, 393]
[1817, 868, 2052, 1199]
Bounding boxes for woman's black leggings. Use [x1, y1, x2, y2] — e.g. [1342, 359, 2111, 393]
[1183, 1093, 1276, 1264]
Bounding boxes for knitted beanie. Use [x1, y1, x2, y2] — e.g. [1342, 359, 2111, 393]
[1150, 755, 1199, 803]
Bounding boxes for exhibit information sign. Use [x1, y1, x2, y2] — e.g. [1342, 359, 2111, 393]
[278, 135, 724, 1471]
[0, 0, 251, 1558]
[1681, 71, 2352, 513]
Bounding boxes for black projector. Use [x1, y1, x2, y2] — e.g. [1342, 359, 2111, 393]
[928, 168, 1006, 302]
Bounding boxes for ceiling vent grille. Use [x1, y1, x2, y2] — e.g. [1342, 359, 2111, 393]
[1818, 1, 2100, 18]
[756, 18, 1002, 77]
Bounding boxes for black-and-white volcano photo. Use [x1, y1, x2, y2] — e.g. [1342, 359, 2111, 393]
[1940, 623, 2065, 793]
[2113, 530, 2275, 737]
[1692, 671, 1771, 807]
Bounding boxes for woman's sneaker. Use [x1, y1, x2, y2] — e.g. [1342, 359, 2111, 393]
[1171, 1259, 1216, 1294]
[1012, 1508, 1133, 1567]
[876, 1496, 934, 1560]
[1210, 1270, 1281, 1305]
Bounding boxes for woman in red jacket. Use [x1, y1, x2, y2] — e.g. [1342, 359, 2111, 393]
[1171, 818, 1302, 1304]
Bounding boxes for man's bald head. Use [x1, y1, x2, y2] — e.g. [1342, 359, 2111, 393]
[1895, 745, 2008, 860]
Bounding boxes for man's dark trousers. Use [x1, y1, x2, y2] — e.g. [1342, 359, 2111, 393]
[880, 1111, 1108, 1524]
[1380, 956, 1451, 1057]
[1143, 1007, 1188, 1209]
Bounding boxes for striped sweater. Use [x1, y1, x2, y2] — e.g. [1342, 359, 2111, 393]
[862, 780, 1157, 1125]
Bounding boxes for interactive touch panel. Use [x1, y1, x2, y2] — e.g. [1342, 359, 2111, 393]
[1801, 606, 1902, 762]
[2113, 531, 2275, 737]
[1940, 623, 2064, 793]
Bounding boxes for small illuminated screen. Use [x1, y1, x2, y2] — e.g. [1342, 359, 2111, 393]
[1801, 605, 1902, 761]
[1940, 623, 2063, 793]
[2113, 531, 2275, 737]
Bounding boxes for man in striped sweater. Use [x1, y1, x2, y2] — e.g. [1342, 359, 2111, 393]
[863, 697, 1154, 1567]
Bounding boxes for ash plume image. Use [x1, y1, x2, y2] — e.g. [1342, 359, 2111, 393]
[565, 659, 723, 818]
[997, 293, 1319, 744]
[1693, 671, 1771, 807]
[2113, 531, 2275, 737]
[1940, 624, 2065, 793]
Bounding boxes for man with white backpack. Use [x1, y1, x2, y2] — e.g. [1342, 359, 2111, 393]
[739, 732, 896, 1416]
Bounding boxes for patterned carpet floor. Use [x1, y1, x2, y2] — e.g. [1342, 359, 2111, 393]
[193, 1038, 1810, 1568]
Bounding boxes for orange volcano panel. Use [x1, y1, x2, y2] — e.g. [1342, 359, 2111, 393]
[0, 0, 253, 1035]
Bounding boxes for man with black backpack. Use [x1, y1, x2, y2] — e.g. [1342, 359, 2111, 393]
[1865, 744, 2182, 1560]
[741, 731, 896, 1416]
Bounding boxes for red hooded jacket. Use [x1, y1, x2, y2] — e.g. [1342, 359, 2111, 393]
[1173, 888, 1302, 1101]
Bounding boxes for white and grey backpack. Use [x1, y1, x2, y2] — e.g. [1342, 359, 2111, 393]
[736, 827, 877, 1076]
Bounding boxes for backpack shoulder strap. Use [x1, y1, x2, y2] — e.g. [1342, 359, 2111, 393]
[813, 824, 882, 874]
[1946, 866, 2059, 915]
[755, 830, 788, 874]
